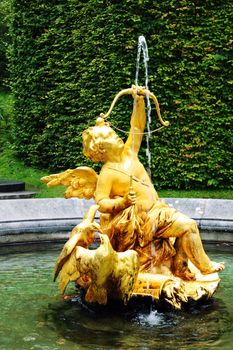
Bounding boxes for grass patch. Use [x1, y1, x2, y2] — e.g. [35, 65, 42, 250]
[0, 148, 65, 198]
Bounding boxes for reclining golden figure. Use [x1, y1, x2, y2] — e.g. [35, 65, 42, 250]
[42, 86, 224, 309]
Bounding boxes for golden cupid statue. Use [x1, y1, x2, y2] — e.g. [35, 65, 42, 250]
[42, 85, 224, 310]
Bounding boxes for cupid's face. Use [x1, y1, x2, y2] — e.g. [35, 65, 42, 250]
[82, 123, 124, 163]
[102, 127, 124, 158]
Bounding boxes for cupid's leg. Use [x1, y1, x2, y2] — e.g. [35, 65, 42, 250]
[172, 237, 196, 280]
[159, 212, 224, 276]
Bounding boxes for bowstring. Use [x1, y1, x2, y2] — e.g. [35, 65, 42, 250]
[108, 122, 165, 135]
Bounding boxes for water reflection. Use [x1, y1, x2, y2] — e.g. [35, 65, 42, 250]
[45, 293, 232, 350]
[0, 244, 232, 350]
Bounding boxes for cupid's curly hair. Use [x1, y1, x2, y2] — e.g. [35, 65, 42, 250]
[82, 118, 114, 162]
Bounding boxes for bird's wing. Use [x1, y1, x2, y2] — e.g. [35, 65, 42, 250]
[54, 234, 80, 282]
[58, 249, 81, 294]
[59, 247, 95, 294]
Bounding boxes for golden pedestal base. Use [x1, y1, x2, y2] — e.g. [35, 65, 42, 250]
[133, 272, 220, 309]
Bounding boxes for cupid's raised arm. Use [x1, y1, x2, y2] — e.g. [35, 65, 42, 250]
[100, 85, 169, 156]
[124, 93, 146, 156]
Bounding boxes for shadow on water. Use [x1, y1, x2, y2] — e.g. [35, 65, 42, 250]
[43, 289, 233, 350]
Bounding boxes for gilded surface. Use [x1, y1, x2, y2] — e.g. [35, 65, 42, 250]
[42, 86, 224, 309]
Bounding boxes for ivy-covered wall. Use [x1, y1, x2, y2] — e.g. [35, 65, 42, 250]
[10, 0, 232, 189]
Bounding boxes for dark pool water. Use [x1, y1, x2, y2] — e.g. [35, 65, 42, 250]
[0, 244, 232, 350]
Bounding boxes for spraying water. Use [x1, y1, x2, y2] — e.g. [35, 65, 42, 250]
[135, 36, 156, 278]
[135, 35, 152, 169]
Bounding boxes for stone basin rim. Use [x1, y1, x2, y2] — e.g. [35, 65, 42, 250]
[0, 197, 232, 246]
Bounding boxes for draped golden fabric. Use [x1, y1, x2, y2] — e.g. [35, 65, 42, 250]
[100, 201, 177, 271]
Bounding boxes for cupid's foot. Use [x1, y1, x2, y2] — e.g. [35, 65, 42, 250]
[202, 261, 225, 275]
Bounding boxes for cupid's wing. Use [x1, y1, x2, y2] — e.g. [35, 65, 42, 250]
[41, 166, 98, 199]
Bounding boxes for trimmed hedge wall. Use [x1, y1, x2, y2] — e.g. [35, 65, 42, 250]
[10, 0, 232, 189]
[0, 0, 11, 88]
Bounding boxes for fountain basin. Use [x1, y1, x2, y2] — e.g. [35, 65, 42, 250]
[0, 197, 232, 348]
[0, 243, 232, 350]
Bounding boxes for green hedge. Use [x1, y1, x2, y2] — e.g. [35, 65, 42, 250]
[10, 0, 232, 189]
[0, 0, 11, 88]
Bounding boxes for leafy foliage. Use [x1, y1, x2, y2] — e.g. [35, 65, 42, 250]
[0, 0, 11, 88]
[0, 91, 14, 150]
[10, 0, 233, 189]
